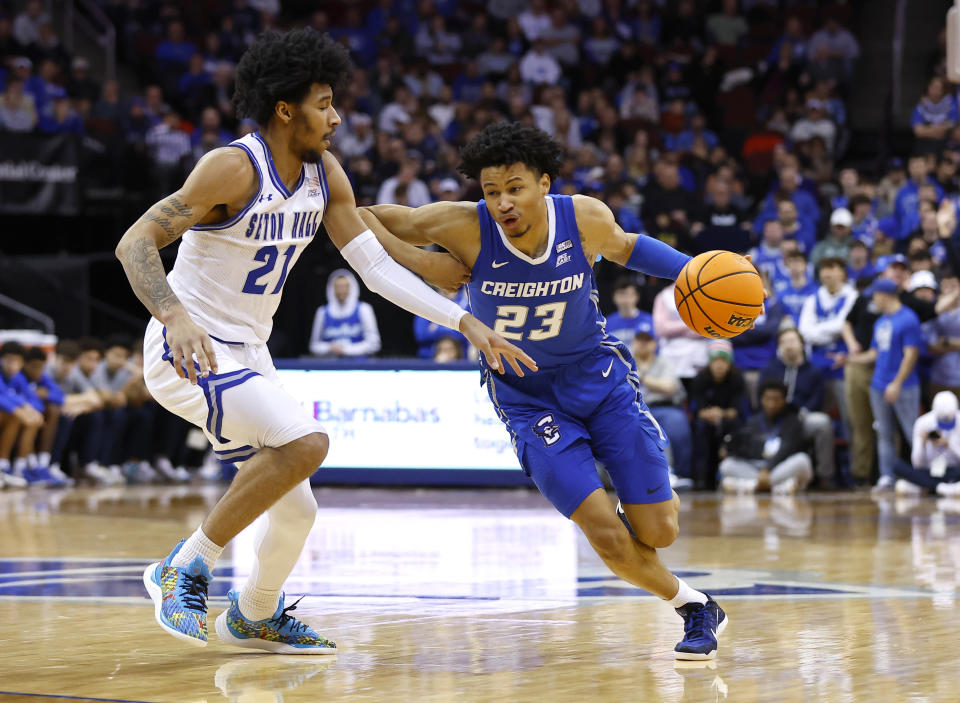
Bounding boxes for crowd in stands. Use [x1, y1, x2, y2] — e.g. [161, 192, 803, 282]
[6, 1, 960, 498]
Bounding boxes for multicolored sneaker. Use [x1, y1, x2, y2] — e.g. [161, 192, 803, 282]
[215, 589, 337, 655]
[142, 540, 211, 647]
[675, 596, 728, 660]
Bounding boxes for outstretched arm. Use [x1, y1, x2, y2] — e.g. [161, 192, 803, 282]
[321, 155, 535, 375]
[114, 147, 253, 383]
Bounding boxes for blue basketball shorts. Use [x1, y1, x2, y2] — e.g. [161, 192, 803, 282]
[485, 342, 673, 518]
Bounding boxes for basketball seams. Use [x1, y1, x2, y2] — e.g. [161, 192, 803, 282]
[674, 251, 763, 338]
[688, 287, 738, 337]
[698, 270, 764, 308]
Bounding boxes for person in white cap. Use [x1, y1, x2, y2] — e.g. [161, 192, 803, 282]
[811, 207, 853, 272]
[907, 269, 937, 303]
[892, 391, 960, 495]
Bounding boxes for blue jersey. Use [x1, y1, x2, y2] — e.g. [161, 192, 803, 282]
[775, 278, 817, 322]
[467, 195, 605, 373]
[871, 305, 924, 391]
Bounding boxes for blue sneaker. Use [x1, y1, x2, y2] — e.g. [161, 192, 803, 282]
[23, 466, 68, 487]
[142, 540, 211, 647]
[215, 589, 337, 655]
[675, 596, 728, 660]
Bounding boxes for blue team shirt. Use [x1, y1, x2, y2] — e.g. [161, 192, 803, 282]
[27, 372, 64, 406]
[775, 278, 817, 322]
[871, 305, 924, 391]
[0, 371, 42, 413]
[604, 310, 653, 344]
[467, 195, 606, 373]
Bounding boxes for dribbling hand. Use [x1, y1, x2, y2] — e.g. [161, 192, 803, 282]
[163, 309, 219, 385]
[459, 314, 538, 376]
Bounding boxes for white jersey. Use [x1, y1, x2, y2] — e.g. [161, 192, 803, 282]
[166, 131, 329, 344]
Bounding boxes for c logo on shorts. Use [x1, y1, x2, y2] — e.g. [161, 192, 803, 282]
[533, 414, 561, 447]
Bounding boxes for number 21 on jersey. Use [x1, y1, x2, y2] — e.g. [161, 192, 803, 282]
[494, 302, 566, 341]
[242, 245, 295, 294]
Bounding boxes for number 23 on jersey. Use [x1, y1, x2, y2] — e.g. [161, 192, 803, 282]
[494, 302, 567, 341]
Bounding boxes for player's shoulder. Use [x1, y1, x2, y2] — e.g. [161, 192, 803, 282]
[570, 194, 615, 227]
[186, 145, 257, 201]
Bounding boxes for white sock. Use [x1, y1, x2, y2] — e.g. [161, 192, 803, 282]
[12, 457, 27, 476]
[38, 452, 50, 467]
[170, 526, 224, 571]
[668, 577, 708, 608]
[0, 458, 10, 472]
[26, 453, 38, 469]
[238, 586, 281, 621]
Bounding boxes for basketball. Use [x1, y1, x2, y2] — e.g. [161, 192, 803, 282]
[674, 250, 764, 339]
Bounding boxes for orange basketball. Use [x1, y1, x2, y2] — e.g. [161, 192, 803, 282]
[674, 251, 764, 339]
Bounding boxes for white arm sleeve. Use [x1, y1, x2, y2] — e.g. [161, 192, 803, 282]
[340, 229, 469, 331]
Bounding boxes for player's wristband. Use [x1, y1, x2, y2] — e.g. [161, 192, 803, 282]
[625, 233, 691, 280]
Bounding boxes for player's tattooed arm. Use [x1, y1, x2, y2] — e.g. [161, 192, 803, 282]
[140, 195, 195, 246]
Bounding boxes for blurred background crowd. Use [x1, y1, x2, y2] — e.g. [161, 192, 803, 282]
[4, 0, 960, 498]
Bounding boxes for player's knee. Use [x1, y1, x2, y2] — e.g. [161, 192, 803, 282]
[588, 524, 635, 565]
[292, 432, 329, 478]
[642, 518, 679, 549]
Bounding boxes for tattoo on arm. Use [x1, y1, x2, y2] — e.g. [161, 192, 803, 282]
[141, 195, 195, 246]
[124, 236, 181, 317]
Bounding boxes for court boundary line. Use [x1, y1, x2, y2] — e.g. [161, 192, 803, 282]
[0, 692, 155, 703]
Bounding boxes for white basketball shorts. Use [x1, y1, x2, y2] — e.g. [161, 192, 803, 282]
[143, 317, 325, 464]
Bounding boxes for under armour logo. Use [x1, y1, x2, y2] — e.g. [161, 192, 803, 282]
[258, 194, 273, 203]
[533, 414, 561, 447]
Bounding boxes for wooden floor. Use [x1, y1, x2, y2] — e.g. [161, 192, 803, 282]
[0, 485, 957, 703]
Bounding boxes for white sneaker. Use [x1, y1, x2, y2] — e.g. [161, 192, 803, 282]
[154, 457, 190, 483]
[137, 461, 160, 483]
[172, 466, 191, 482]
[106, 465, 126, 485]
[895, 479, 924, 495]
[669, 472, 694, 491]
[722, 476, 757, 494]
[47, 464, 75, 487]
[1, 470, 27, 489]
[936, 481, 960, 496]
[85, 463, 114, 485]
[772, 476, 798, 495]
[872, 476, 895, 494]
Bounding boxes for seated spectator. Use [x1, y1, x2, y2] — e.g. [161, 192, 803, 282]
[761, 327, 836, 488]
[21, 347, 71, 485]
[13, 0, 46, 47]
[36, 87, 84, 134]
[757, 162, 821, 235]
[750, 220, 790, 283]
[911, 76, 957, 149]
[46, 339, 103, 481]
[631, 322, 692, 486]
[807, 17, 859, 85]
[706, 0, 748, 46]
[178, 53, 213, 119]
[309, 269, 381, 358]
[775, 196, 816, 255]
[652, 282, 710, 385]
[376, 156, 431, 207]
[66, 57, 100, 104]
[433, 336, 464, 362]
[583, 17, 620, 67]
[540, 7, 580, 67]
[690, 177, 750, 254]
[519, 38, 561, 86]
[847, 239, 875, 283]
[790, 99, 837, 156]
[719, 379, 813, 494]
[925, 270, 960, 399]
[798, 257, 858, 429]
[145, 108, 192, 195]
[155, 20, 196, 80]
[731, 297, 784, 408]
[605, 276, 653, 345]
[90, 335, 133, 475]
[0, 342, 44, 487]
[690, 340, 749, 490]
[894, 154, 944, 240]
[811, 208, 854, 272]
[415, 15, 462, 67]
[413, 286, 470, 358]
[895, 391, 960, 495]
[0, 76, 37, 132]
[847, 278, 923, 492]
[849, 193, 879, 250]
[774, 249, 817, 323]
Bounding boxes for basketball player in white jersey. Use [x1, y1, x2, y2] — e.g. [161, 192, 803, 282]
[115, 29, 536, 653]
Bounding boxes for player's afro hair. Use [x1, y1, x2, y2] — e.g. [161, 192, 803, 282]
[458, 122, 561, 183]
[234, 29, 352, 127]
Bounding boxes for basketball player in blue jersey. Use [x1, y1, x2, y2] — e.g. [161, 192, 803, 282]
[115, 31, 535, 654]
[362, 123, 728, 660]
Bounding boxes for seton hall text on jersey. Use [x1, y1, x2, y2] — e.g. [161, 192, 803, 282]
[243, 210, 321, 241]
[479, 272, 584, 298]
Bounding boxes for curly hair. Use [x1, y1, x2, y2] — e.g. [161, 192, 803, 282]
[458, 122, 562, 183]
[234, 29, 353, 127]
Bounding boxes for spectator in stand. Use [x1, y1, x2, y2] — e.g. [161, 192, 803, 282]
[719, 379, 813, 495]
[848, 239, 875, 283]
[690, 340, 749, 490]
[775, 249, 817, 323]
[433, 336, 465, 362]
[758, 162, 821, 235]
[842, 278, 879, 485]
[605, 276, 654, 345]
[761, 327, 836, 488]
[145, 107, 192, 196]
[413, 287, 470, 359]
[415, 15, 462, 67]
[767, 15, 807, 71]
[21, 347, 72, 486]
[895, 153, 944, 240]
[642, 159, 695, 239]
[309, 269, 382, 358]
[653, 282, 710, 388]
[0, 76, 37, 132]
[846, 278, 923, 492]
[66, 57, 100, 105]
[706, 0, 748, 46]
[477, 37, 515, 77]
[791, 99, 837, 158]
[583, 17, 620, 67]
[630, 320, 693, 488]
[30, 18, 69, 70]
[177, 53, 213, 120]
[519, 38, 562, 86]
[773, 196, 816, 255]
[731, 297, 784, 409]
[540, 7, 580, 68]
[518, 0, 551, 42]
[751, 219, 790, 283]
[0, 16, 26, 67]
[849, 193, 879, 250]
[811, 208, 854, 272]
[799, 257, 858, 434]
[911, 76, 957, 151]
[37, 87, 84, 134]
[894, 391, 960, 496]
[0, 342, 44, 487]
[689, 177, 751, 254]
[376, 155, 432, 207]
[807, 17, 859, 84]
[155, 20, 196, 78]
[13, 0, 46, 47]
[190, 106, 233, 160]
[925, 271, 960, 400]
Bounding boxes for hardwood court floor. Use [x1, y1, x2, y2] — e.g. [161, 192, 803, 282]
[0, 485, 957, 703]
